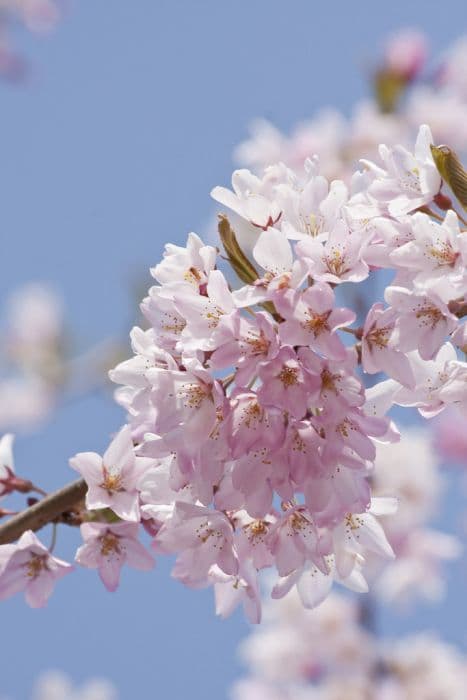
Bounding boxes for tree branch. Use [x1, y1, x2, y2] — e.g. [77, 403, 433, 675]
[0, 478, 87, 545]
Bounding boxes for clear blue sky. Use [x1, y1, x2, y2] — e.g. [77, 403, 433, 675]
[2, 2, 467, 698]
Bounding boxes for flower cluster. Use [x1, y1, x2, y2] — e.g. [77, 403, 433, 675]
[77, 120, 465, 622]
[232, 589, 467, 700]
[1, 119, 466, 619]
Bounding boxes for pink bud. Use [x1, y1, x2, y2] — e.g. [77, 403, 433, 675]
[384, 29, 428, 80]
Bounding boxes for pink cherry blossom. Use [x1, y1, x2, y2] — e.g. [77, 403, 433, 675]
[75, 522, 154, 592]
[361, 303, 415, 388]
[296, 219, 369, 284]
[151, 232, 217, 292]
[70, 425, 154, 522]
[211, 167, 285, 230]
[257, 346, 320, 419]
[0, 530, 72, 607]
[154, 502, 238, 584]
[209, 310, 279, 386]
[277, 283, 355, 360]
[386, 285, 458, 360]
[363, 125, 441, 217]
[210, 560, 261, 624]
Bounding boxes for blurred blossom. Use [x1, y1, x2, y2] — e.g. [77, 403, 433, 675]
[375, 527, 461, 604]
[434, 407, 467, 466]
[439, 37, 467, 98]
[232, 591, 467, 700]
[235, 30, 467, 179]
[30, 670, 118, 700]
[0, 0, 60, 80]
[379, 634, 467, 700]
[372, 428, 441, 528]
[0, 284, 63, 431]
[0, 283, 118, 432]
[0, 33, 25, 79]
[238, 590, 374, 685]
[5, 283, 64, 377]
[6, 283, 63, 346]
[234, 111, 348, 180]
[12, 0, 60, 32]
[370, 428, 461, 605]
[0, 377, 54, 431]
[407, 87, 467, 148]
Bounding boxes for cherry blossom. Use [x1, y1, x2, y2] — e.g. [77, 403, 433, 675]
[277, 283, 355, 360]
[70, 425, 154, 522]
[75, 522, 154, 592]
[211, 167, 285, 230]
[0, 530, 72, 607]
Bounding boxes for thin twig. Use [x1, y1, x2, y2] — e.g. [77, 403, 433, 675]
[49, 523, 58, 553]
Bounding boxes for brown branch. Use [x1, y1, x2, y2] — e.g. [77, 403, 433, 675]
[0, 478, 87, 545]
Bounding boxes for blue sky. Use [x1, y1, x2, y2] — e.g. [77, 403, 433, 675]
[2, 1, 467, 698]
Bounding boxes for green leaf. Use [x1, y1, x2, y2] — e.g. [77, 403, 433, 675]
[374, 70, 407, 114]
[217, 215, 259, 285]
[430, 144, 467, 211]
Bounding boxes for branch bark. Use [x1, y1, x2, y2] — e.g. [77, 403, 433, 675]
[0, 478, 87, 545]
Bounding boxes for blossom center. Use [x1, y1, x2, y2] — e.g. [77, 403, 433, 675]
[100, 466, 124, 495]
[99, 532, 122, 557]
[278, 365, 299, 387]
[162, 312, 186, 335]
[184, 266, 203, 284]
[428, 241, 458, 267]
[241, 401, 263, 429]
[325, 249, 346, 277]
[204, 302, 224, 329]
[195, 521, 223, 546]
[367, 326, 390, 349]
[415, 305, 443, 328]
[299, 212, 323, 237]
[182, 383, 209, 409]
[345, 513, 364, 532]
[321, 368, 338, 394]
[25, 554, 48, 579]
[302, 310, 330, 336]
[244, 519, 269, 544]
[245, 331, 270, 356]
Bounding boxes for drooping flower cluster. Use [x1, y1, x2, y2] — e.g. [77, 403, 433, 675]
[66, 120, 464, 623]
[1, 119, 466, 619]
[232, 589, 467, 700]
